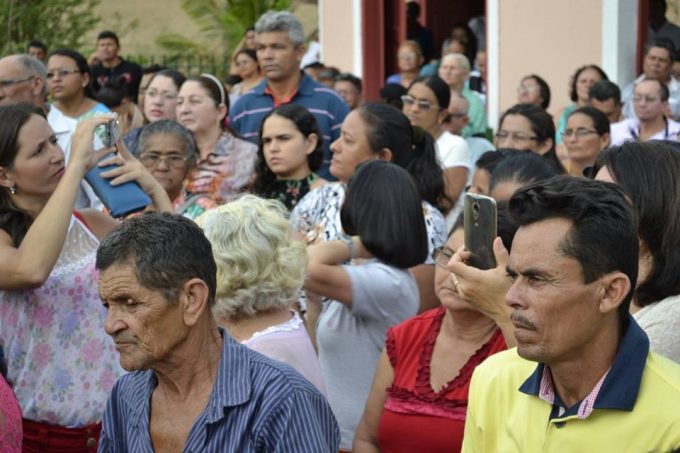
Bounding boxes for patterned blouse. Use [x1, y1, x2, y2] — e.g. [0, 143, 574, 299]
[260, 174, 319, 211]
[173, 189, 217, 220]
[0, 214, 123, 427]
[185, 132, 258, 204]
[290, 182, 446, 263]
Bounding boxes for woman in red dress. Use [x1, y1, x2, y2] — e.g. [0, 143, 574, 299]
[353, 206, 518, 453]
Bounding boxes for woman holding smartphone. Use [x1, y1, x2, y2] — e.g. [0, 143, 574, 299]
[353, 206, 517, 453]
[0, 104, 170, 452]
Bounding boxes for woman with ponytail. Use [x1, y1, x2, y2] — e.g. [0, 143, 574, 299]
[291, 103, 447, 314]
[403, 75, 470, 227]
[176, 73, 257, 204]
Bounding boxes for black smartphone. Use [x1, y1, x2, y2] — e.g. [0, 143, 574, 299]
[464, 193, 497, 270]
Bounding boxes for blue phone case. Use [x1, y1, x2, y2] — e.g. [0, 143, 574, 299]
[85, 153, 151, 218]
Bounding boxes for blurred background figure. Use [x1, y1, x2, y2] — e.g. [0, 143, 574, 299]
[334, 73, 363, 110]
[516, 74, 551, 110]
[589, 80, 623, 123]
[556, 64, 608, 145]
[386, 40, 425, 89]
[229, 49, 262, 105]
[26, 40, 47, 63]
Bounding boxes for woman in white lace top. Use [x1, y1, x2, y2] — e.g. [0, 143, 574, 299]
[196, 195, 326, 393]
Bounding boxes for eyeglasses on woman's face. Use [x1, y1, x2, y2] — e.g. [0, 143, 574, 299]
[561, 128, 598, 139]
[401, 95, 438, 111]
[139, 152, 188, 169]
[432, 246, 455, 270]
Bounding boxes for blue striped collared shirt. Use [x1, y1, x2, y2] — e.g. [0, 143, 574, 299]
[228, 73, 349, 180]
[98, 328, 340, 452]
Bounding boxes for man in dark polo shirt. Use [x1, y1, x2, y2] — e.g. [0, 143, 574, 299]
[229, 11, 349, 180]
[90, 31, 143, 102]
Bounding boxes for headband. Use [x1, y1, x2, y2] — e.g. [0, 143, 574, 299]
[200, 73, 226, 105]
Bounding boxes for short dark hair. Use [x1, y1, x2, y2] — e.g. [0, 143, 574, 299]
[96, 212, 217, 305]
[568, 106, 610, 136]
[475, 151, 505, 173]
[379, 83, 408, 109]
[498, 104, 565, 173]
[509, 176, 638, 324]
[569, 65, 608, 103]
[410, 75, 450, 110]
[636, 77, 670, 102]
[522, 74, 551, 109]
[96, 75, 128, 108]
[341, 161, 428, 268]
[645, 37, 676, 60]
[594, 141, 680, 308]
[357, 103, 446, 211]
[97, 30, 120, 46]
[334, 72, 363, 93]
[27, 39, 47, 53]
[252, 104, 324, 198]
[588, 80, 621, 105]
[489, 151, 558, 195]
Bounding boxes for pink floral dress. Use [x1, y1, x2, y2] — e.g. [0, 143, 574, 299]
[0, 215, 123, 427]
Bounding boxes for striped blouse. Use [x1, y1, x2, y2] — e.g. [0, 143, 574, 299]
[98, 329, 340, 452]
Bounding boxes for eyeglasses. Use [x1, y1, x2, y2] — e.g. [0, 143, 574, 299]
[145, 89, 178, 102]
[517, 84, 539, 93]
[632, 95, 661, 103]
[139, 153, 188, 168]
[401, 95, 438, 111]
[494, 131, 539, 142]
[561, 128, 598, 138]
[432, 246, 455, 270]
[46, 68, 82, 80]
[0, 75, 34, 89]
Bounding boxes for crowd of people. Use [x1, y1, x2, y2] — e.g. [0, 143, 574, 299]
[0, 2, 680, 452]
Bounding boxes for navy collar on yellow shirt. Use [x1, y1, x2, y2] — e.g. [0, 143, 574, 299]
[519, 315, 650, 412]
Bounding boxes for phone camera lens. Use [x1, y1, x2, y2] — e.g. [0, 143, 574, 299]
[472, 203, 480, 213]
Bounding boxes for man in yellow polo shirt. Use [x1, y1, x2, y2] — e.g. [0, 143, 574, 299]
[462, 177, 680, 452]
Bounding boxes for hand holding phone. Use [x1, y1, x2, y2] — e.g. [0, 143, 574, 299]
[464, 193, 497, 270]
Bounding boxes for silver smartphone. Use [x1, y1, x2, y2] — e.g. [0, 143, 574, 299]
[102, 118, 120, 148]
[464, 193, 497, 270]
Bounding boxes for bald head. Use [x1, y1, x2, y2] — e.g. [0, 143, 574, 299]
[0, 54, 47, 107]
[445, 92, 470, 135]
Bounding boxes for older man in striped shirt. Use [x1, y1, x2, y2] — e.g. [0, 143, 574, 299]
[95, 213, 339, 452]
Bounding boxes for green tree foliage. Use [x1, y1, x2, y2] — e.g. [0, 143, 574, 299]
[0, 0, 102, 54]
[156, 0, 291, 58]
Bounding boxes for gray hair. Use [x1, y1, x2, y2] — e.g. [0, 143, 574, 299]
[137, 119, 198, 168]
[195, 195, 307, 320]
[16, 54, 47, 96]
[449, 91, 470, 114]
[255, 11, 305, 47]
[441, 53, 471, 72]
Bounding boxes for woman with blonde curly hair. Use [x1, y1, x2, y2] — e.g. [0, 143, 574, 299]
[195, 194, 325, 393]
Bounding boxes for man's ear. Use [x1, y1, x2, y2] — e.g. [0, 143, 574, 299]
[597, 271, 632, 316]
[31, 76, 45, 98]
[180, 278, 211, 326]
